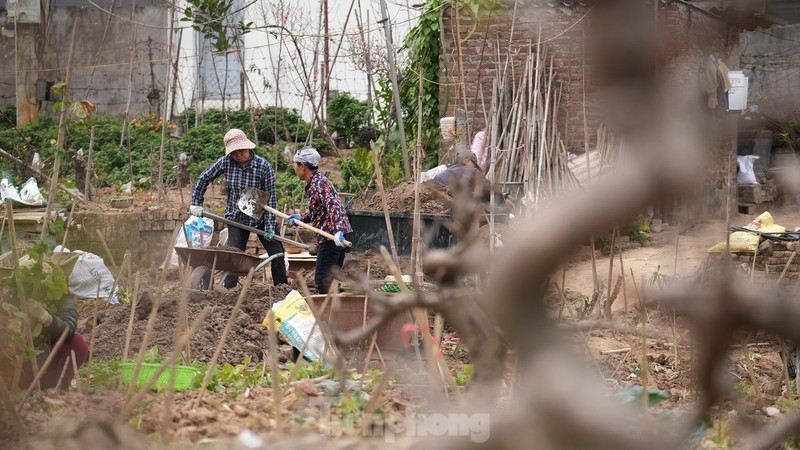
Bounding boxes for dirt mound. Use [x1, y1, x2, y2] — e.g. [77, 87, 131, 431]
[352, 180, 453, 214]
[88, 279, 299, 365]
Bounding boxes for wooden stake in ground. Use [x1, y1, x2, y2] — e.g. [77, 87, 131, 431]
[267, 310, 283, 435]
[0, 378, 26, 436]
[122, 273, 140, 363]
[16, 328, 69, 411]
[95, 229, 118, 268]
[5, 200, 39, 387]
[59, 203, 76, 250]
[741, 332, 763, 397]
[604, 227, 617, 321]
[377, 0, 410, 178]
[87, 279, 102, 369]
[117, 307, 212, 423]
[410, 64, 424, 275]
[41, 18, 79, 241]
[194, 268, 256, 406]
[370, 143, 399, 263]
[85, 126, 95, 201]
[127, 227, 181, 394]
[156, 0, 178, 204]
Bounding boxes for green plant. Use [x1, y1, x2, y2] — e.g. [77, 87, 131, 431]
[337, 148, 374, 194]
[736, 378, 754, 398]
[708, 420, 733, 447]
[327, 92, 371, 148]
[286, 359, 334, 381]
[0, 105, 317, 200]
[181, 0, 253, 53]
[0, 241, 71, 377]
[455, 364, 473, 386]
[648, 265, 667, 289]
[207, 358, 266, 392]
[775, 118, 800, 151]
[141, 346, 166, 364]
[615, 385, 668, 407]
[79, 359, 122, 392]
[397, 0, 444, 167]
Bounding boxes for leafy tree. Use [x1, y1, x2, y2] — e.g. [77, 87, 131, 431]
[327, 92, 371, 148]
[181, 0, 253, 53]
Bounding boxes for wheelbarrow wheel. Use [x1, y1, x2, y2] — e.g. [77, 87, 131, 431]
[187, 266, 212, 290]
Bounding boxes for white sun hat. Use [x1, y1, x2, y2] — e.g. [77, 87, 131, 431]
[224, 128, 256, 155]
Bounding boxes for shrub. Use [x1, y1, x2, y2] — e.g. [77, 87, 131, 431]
[327, 92, 370, 148]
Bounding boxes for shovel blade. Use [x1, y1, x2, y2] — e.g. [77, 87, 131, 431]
[237, 188, 271, 220]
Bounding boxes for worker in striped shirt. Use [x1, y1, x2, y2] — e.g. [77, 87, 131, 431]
[189, 129, 288, 287]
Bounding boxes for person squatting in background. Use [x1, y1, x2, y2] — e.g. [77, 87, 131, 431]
[189, 128, 288, 287]
[288, 147, 353, 294]
[1, 257, 88, 390]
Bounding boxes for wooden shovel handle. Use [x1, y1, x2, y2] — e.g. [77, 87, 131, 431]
[201, 211, 309, 249]
[263, 204, 353, 248]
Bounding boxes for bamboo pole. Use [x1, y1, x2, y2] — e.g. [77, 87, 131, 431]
[87, 279, 102, 369]
[122, 273, 140, 363]
[117, 307, 212, 423]
[0, 378, 26, 436]
[59, 201, 76, 251]
[370, 142, 399, 263]
[120, 24, 137, 150]
[194, 268, 256, 406]
[604, 227, 618, 321]
[16, 328, 69, 411]
[84, 126, 94, 201]
[156, 0, 178, 204]
[41, 18, 79, 241]
[411, 64, 424, 276]
[127, 227, 181, 394]
[378, 0, 410, 178]
[5, 200, 38, 387]
[95, 230, 118, 268]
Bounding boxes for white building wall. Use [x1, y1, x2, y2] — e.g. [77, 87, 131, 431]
[174, 0, 420, 121]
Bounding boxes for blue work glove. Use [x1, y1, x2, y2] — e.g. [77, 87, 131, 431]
[333, 231, 346, 248]
[287, 213, 302, 227]
[189, 205, 204, 217]
[265, 229, 275, 240]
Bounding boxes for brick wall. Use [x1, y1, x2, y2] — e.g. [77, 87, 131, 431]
[440, 2, 740, 217]
[729, 240, 800, 282]
[67, 208, 269, 269]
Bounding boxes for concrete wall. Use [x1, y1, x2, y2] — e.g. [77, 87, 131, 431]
[0, 0, 169, 117]
[440, 2, 740, 218]
[740, 24, 800, 117]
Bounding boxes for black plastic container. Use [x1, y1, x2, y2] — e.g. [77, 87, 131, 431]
[346, 209, 454, 254]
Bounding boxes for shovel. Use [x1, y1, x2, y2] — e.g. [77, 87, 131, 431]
[200, 210, 309, 250]
[238, 187, 353, 248]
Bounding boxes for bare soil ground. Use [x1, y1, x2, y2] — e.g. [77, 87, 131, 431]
[352, 180, 454, 214]
[5, 183, 799, 448]
[554, 202, 800, 421]
[89, 271, 297, 365]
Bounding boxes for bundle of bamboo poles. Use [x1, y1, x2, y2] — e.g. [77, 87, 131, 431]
[485, 43, 564, 208]
[484, 44, 621, 209]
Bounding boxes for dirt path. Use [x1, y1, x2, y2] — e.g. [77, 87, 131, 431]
[562, 203, 800, 308]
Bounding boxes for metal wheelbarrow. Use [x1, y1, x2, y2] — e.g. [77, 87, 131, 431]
[174, 246, 284, 290]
